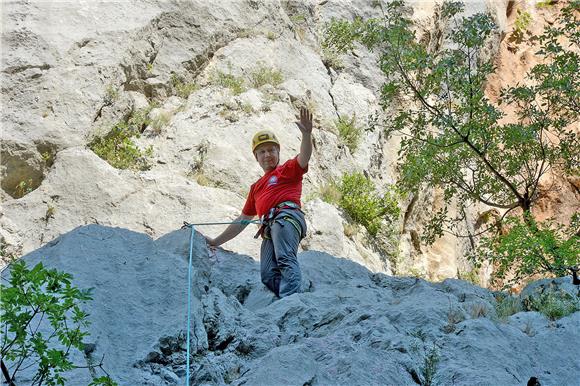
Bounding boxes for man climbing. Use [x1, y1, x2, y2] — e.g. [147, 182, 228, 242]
[205, 107, 313, 298]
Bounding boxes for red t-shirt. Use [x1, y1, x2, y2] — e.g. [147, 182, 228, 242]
[242, 157, 308, 218]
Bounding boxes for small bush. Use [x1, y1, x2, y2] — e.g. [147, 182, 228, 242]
[511, 9, 532, 43]
[514, 9, 532, 34]
[536, 0, 555, 8]
[237, 29, 254, 39]
[211, 71, 246, 95]
[241, 103, 254, 114]
[41, 151, 55, 166]
[89, 108, 153, 170]
[14, 179, 33, 198]
[249, 65, 284, 88]
[421, 346, 440, 386]
[171, 74, 199, 99]
[176, 82, 199, 99]
[338, 172, 399, 236]
[336, 115, 362, 152]
[526, 290, 579, 320]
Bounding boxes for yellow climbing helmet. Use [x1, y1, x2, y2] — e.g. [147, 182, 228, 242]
[251, 130, 280, 152]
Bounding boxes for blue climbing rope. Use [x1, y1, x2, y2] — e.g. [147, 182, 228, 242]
[182, 218, 260, 385]
[186, 224, 194, 386]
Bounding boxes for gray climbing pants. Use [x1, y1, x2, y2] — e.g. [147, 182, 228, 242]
[260, 211, 305, 298]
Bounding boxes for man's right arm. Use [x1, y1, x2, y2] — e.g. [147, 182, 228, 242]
[206, 213, 255, 247]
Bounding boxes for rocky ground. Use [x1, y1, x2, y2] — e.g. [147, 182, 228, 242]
[6, 224, 579, 385]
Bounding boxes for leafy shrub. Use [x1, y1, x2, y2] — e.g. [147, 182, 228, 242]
[336, 115, 361, 152]
[514, 9, 532, 34]
[44, 204, 56, 223]
[89, 108, 153, 170]
[420, 346, 440, 386]
[211, 71, 246, 95]
[511, 9, 533, 43]
[526, 290, 579, 320]
[0, 261, 116, 385]
[338, 172, 399, 236]
[14, 179, 33, 199]
[249, 65, 284, 88]
[170, 74, 199, 99]
[536, 0, 555, 8]
[176, 82, 199, 99]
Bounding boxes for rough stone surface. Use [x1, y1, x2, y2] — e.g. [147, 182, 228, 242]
[4, 225, 578, 385]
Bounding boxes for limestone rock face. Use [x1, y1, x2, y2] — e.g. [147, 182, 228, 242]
[6, 225, 578, 385]
[2, 0, 547, 284]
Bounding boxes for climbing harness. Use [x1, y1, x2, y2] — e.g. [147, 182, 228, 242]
[181, 218, 260, 385]
[254, 201, 303, 239]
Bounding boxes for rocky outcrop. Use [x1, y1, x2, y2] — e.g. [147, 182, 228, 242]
[6, 224, 579, 385]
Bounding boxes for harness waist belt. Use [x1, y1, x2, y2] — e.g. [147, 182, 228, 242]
[276, 201, 300, 210]
[254, 201, 302, 239]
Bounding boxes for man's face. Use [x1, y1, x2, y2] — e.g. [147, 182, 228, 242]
[254, 142, 280, 172]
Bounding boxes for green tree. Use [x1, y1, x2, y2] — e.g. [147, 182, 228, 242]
[1, 261, 116, 385]
[324, 1, 579, 285]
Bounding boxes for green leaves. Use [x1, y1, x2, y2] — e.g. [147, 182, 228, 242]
[324, 0, 579, 285]
[338, 172, 400, 237]
[336, 115, 362, 153]
[89, 376, 118, 386]
[89, 107, 155, 171]
[0, 260, 116, 385]
[472, 215, 579, 288]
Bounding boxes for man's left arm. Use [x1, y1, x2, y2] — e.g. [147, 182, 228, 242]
[296, 107, 313, 169]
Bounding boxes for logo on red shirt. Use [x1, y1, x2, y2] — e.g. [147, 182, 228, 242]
[268, 175, 278, 186]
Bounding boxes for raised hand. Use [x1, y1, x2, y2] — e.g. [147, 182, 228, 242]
[296, 107, 313, 134]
